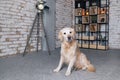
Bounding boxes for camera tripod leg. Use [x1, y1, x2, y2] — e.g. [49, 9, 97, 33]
[37, 12, 40, 52]
[23, 13, 38, 56]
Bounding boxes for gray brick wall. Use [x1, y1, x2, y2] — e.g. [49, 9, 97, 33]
[109, 0, 120, 49]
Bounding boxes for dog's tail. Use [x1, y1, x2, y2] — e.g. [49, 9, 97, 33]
[80, 53, 96, 72]
[87, 63, 96, 72]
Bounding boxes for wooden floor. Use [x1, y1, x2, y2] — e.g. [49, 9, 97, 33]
[0, 48, 120, 80]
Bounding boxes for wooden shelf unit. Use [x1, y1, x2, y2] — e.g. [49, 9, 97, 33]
[78, 43, 108, 50]
[75, 0, 109, 50]
[79, 36, 96, 40]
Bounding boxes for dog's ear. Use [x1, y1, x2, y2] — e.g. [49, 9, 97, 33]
[58, 30, 63, 42]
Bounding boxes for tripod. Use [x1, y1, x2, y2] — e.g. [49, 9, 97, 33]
[23, 11, 51, 56]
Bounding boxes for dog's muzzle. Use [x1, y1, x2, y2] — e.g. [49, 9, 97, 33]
[67, 36, 72, 42]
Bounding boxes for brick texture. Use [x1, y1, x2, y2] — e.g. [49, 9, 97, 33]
[109, 0, 120, 49]
[0, 0, 42, 56]
[55, 0, 73, 48]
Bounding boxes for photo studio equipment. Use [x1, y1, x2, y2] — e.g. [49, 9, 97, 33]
[23, 0, 50, 56]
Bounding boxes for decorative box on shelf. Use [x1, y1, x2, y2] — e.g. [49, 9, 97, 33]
[79, 36, 96, 40]
[82, 16, 89, 24]
[90, 44, 97, 48]
[98, 14, 108, 23]
[98, 45, 108, 49]
[75, 24, 85, 32]
[98, 7, 108, 14]
[90, 23, 100, 32]
[75, 8, 85, 16]
[89, 6, 98, 15]
[100, 8, 107, 14]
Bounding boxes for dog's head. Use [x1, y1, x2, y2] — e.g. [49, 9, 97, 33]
[58, 28, 76, 42]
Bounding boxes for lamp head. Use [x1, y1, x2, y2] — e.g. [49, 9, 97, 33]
[36, 0, 46, 11]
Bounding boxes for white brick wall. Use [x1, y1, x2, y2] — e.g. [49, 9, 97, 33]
[0, 0, 41, 56]
[109, 0, 120, 49]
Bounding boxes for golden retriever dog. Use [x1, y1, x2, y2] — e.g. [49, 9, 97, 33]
[53, 27, 96, 76]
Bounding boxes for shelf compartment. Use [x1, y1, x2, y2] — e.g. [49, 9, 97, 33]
[98, 14, 108, 23]
[98, 7, 108, 14]
[90, 44, 97, 48]
[79, 36, 96, 40]
[82, 16, 89, 24]
[75, 24, 85, 32]
[89, 6, 98, 15]
[90, 16, 97, 23]
[90, 0, 99, 6]
[100, 0, 109, 7]
[75, 16, 82, 24]
[75, 1, 86, 8]
[90, 23, 100, 32]
[78, 43, 89, 48]
[75, 8, 85, 16]
[98, 45, 108, 50]
[78, 44, 108, 50]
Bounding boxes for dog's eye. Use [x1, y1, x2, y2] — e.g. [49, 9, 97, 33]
[70, 31, 72, 34]
[64, 32, 66, 35]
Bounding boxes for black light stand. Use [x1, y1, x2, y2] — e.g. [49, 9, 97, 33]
[23, 0, 50, 56]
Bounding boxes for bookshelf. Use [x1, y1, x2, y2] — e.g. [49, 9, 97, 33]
[74, 0, 109, 50]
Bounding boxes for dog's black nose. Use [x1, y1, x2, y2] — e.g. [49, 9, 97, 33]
[68, 36, 71, 40]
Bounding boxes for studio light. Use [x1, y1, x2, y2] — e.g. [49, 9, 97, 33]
[36, 0, 49, 12]
[23, 0, 50, 56]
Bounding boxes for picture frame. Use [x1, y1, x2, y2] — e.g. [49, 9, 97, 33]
[75, 24, 85, 32]
[89, 6, 98, 15]
[98, 14, 108, 23]
[82, 16, 89, 24]
[90, 23, 100, 32]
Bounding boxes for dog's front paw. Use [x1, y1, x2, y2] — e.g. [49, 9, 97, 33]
[53, 68, 60, 73]
[65, 71, 71, 76]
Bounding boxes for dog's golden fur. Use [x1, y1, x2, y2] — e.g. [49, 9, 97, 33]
[54, 28, 95, 76]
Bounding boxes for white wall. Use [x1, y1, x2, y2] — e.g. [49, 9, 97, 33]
[109, 0, 120, 49]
